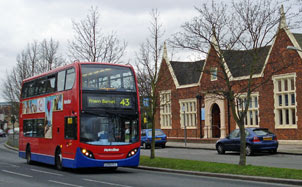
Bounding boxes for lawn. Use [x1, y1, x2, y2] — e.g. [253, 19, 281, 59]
[140, 156, 302, 180]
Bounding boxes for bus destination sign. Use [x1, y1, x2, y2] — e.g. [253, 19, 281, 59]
[86, 95, 133, 109]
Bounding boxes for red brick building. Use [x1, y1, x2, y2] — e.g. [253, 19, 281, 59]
[155, 10, 302, 143]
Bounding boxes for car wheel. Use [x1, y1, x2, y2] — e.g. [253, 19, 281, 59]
[246, 145, 253, 156]
[271, 149, 277, 154]
[26, 146, 32, 165]
[216, 144, 225, 154]
[55, 148, 63, 170]
[162, 144, 166, 148]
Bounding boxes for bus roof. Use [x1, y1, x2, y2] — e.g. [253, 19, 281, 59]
[22, 62, 133, 83]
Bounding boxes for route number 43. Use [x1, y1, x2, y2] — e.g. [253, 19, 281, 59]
[120, 98, 130, 106]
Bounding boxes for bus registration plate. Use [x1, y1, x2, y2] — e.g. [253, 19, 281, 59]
[104, 163, 118, 167]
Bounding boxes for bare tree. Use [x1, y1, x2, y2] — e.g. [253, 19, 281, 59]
[170, 0, 300, 165]
[26, 41, 40, 77]
[68, 6, 127, 63]
[135, 9, 165, 159]
[2, 39, 64, 116]
[39, 38, 65, 71]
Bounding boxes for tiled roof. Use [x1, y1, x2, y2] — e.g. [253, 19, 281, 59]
[293, 33, 302, 48]
[170, 60, 205, 86]
[222, 46, 271, 77]
[166, 32, 302, 82]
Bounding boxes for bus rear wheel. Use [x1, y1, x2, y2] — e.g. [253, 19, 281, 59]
[26, 146, 32, 165]
[55, 148, 63, 170]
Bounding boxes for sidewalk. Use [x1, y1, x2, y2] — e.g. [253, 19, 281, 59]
[166, 141, 302, 155]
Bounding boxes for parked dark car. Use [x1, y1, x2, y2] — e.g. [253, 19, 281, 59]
[0, 129, 6, 137]
[216, 128, 278, 156]
[141, 129, 167, 149]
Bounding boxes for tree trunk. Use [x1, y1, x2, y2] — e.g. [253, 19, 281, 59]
[150, 120, 155, 159]
[150, 88, 156, 159]
[238, 123, 246, 166]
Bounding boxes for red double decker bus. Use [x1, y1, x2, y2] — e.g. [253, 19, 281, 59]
[19, 62, 141, 170]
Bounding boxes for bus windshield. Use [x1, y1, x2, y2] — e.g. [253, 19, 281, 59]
[80, 113, 139, 145]
[81, 64, 136, 92]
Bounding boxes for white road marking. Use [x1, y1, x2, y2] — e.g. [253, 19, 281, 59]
[1, 170, 33, 178]
[48, 180, 84, 187]
[0, 162, 19, 167]
[83, 178, 133, 187]
[30, 168, 63, 176]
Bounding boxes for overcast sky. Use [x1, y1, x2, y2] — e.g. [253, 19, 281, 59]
[0, 0, 300, 102]
[0, 0, 207, 102]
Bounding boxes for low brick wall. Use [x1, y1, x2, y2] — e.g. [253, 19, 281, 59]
[168, 137, 218, 143]
[7, 134, 19, 148]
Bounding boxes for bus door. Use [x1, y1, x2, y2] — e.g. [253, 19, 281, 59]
[63, 116, 78, 158]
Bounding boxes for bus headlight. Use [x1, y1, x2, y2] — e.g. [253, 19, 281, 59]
[81, 148, 94, 159]
[127, 148, 138, 158]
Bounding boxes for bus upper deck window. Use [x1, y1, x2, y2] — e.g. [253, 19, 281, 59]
[65, 68, 75, 90]
[57, 71, 66, 91]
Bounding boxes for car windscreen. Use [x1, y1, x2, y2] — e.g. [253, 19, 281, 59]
[147, 129, 165, 137]
[80, 113, 139, 145]
[253, 129, 273, 136]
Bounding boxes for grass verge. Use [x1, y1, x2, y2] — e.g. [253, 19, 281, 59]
[140, 155, 302, 180]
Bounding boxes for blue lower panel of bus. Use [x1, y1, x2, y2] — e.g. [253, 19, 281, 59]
[63, 148, 140, 168]
[19, 151, 55, 165]
[19, 148, 140, 169]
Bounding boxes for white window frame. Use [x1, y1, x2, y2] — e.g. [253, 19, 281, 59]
[237, 93, 260, 127]
[210, 67, 218, 81]
[273, 73, 297, 129]
[160, 90, 172, 129]
[179, 98, 197, 129]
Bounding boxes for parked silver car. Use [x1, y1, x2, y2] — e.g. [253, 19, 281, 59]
[0, 129, 6, 137]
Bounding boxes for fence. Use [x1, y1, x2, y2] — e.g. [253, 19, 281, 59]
[7, 133, 19, 148]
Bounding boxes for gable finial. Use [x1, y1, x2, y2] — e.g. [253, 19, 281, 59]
[279, 5, 287, 29]
[163, 41, 168, 60]
[210, 26, 219, 51]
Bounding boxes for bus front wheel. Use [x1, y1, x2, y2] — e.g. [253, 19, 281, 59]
[26, 146, 32, 165]
[55, 148, 63, 170]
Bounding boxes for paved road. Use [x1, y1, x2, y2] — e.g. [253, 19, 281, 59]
[0, 137, 295, 187]
[141, 147, 302, 169]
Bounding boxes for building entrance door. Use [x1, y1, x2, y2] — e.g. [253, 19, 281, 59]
[212, 104, 221, 138]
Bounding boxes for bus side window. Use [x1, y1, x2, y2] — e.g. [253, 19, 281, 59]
[57, 70, 66, 92]
[23, 119, 45, 137]
[21, 83, 29, 99]
[28, 82, 35, 98]
[23, 120, 33, 137]
[46, 75, 56, 93]
[38, 79, 47, 95]
[65, 68, 75, 90]
[64, 117, 77, 140]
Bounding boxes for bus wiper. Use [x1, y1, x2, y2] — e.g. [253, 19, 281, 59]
[82, 110, 134, 119]
[82, 110, 115, 117]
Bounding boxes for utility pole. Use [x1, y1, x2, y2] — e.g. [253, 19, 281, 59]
[11, 115, 16, 140]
